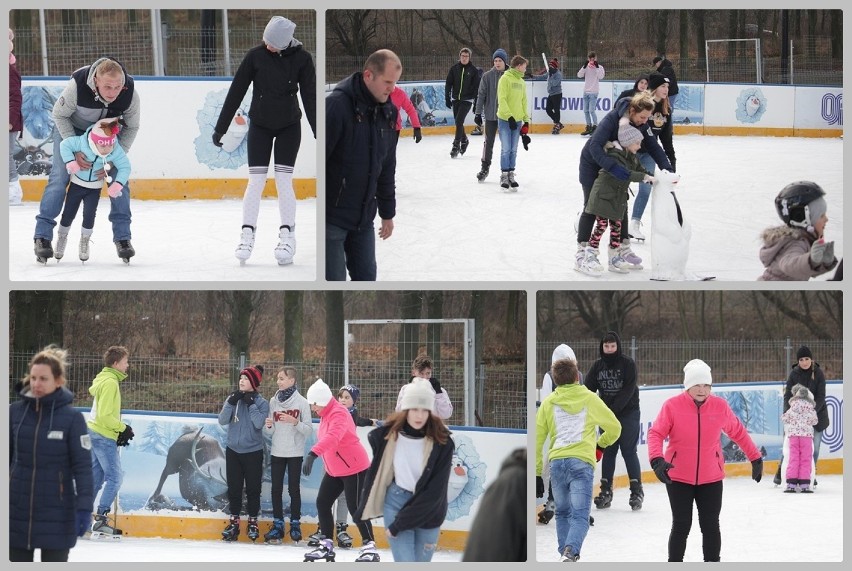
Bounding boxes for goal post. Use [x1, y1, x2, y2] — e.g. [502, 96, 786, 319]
[705, 38, 762, 84]
[343, 318, 476, 426]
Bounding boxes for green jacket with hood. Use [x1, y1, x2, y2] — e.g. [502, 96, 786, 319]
[87, 366, 128, 440]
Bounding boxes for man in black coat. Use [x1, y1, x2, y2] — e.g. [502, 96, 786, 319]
[445, 47, 481, 158]
[584, 331, 645, 510]
[325, 49, 401, 281]
[652, 56, 680, 109]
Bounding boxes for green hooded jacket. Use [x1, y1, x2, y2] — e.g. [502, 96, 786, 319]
[87, 366, 128, 440]
[496, 67, 530, 123]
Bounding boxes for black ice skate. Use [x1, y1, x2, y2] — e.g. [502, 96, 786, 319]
[247, 516, 260, 542]
[450, 141, 460, 159]
[222, 514, 240, 542]
[307, 530, 324, 546]
[90, 508, 122, 540]
[264, 518, 285, 544]
[459, 137, 470, 155]
[354, 541, 380, 562]
[628, 479, 645, 511]
[538, 499, 555, 524]
[476, 161, 490, 183]
[593, 479, 612, 509]
[304, 538, 335, 562]
[34, 238, 54, 264]
[336, 522, 353, 548]
[508, 171, 519, 189]
[114, 240, 135, 264]
[289, 519, 303, 542]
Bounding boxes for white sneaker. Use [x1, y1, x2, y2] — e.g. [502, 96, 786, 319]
[618, 242, 644, 269]
[55, 225, 70, 260]
[274, 226, 296, 265]
[9, 180, 23, 205]
[629, 218, 645, 241]
[235, 226, 255, 263]
[608, 247, 630, 273]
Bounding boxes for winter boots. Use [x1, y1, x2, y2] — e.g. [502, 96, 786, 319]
[274, 225, 296, 265]
[264, 518, 285, 544]
[90, 508, 122, 539]
[581, 124, 593, 136]
[289, 519, 303, 542]
[55, 225, 70, 260]
[476, 161, 490, 183]
[628, 479, 645, 510]
[593, 479, 613, 509]
[235, 225, 255, 264]
[304, 537, 335, 562]
[222, 514, 240, 541]
[354, 541, 381, 562]
[336, 522, 353, 548]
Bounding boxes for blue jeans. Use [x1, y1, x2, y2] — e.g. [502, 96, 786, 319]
[90, 430, 123, 512]
[325, 222, 377, 281]
[630, 152, 657, 220]
[813, 429, 823, 462]
[35, 128, 132, 241]
[497, 119, 520, 172]
[668, 93, 679, 110]
[550, 457, 593, 559]
[583, 93, 599, 125]
[383, 481, 440, 562]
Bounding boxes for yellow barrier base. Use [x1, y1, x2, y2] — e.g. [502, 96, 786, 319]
[399, 125, 842, 138]
[112, 513, 469, 551]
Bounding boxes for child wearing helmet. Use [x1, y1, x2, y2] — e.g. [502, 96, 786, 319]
[759, 181, 837, 281]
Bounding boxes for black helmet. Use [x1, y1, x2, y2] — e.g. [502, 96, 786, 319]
[774, 181, 826, 228]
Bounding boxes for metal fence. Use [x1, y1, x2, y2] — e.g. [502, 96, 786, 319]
[10, 9, 316, 77]
[536, 339, 843, 390]
[9, 353, 526, 430]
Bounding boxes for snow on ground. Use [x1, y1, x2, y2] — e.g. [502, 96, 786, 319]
[380, 132, 842, 281]
[8, 198, 316, 282]
[535, 474, 843, 562]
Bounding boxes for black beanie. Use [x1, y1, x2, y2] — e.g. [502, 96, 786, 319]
[796, 346, 813, 360]
[648, 72, 669, 92]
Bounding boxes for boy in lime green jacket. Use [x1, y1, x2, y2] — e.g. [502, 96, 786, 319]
[495, 55, 531, 190]
[535, 358, 621, 562]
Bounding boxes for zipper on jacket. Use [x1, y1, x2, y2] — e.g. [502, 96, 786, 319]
[335, 451, 351, 468]
[28, 405, 42, 549]
[334, 178, 347, 207]
[695, 404, 702, 485]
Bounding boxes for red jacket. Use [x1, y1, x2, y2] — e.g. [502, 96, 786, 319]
[648, 392, 761, 485]
[390, 86, 421, 130]
[310, 397, 370, 477]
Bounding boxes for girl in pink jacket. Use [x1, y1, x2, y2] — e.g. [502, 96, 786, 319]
[302, 379, 377, 562]
[780, 384, 819, 493]
[647, 359, 763, 562]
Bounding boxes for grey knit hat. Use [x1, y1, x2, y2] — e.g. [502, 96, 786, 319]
[263, 16, 296, 50]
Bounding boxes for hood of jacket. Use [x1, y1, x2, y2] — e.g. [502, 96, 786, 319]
[88, 366, 127, 398]
[599, 331, 623, 364]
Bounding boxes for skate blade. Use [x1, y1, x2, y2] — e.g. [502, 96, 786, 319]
[276, 259, 294, 266]
[89, 532, 122, 540]
[265, 539, 283, 545]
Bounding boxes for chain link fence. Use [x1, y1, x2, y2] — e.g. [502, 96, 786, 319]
[10, 9, 316, 77]
[9, 353, 525, 430]
[536, 339, 843, 390]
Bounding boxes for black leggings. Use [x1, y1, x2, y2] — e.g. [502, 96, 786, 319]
[545, 93, 562, 124]
[316, 470, 373, 544]
[9, 548, 69, 562]
[270, 455, 303, 520]
[225, 447, 264, 517]
[247, 121, 301, 168]
[451, 100, 473, 143]
[665, 480, 724, 562]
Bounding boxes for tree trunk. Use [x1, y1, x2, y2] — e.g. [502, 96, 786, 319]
[11, 291, 65, 383]
[283, 291, 304, 363]
[398, 291, 423, 368]
[426, 291, 444, 364]
[227, 291, 254, 372]
[325, 291, 345, 386]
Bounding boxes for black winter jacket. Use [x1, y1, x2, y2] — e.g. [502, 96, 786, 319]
[326, 73, 398, 231]
[656, 58, 679, 96]
[784, 363, 829, 431]
[9, 386, 94, 551]
[355, 424, 454, 535]
[215, 43, 317, 136]
[445, 61, 481, 104]
[584, 331, 640, 418]
[579, 97, 672, 189]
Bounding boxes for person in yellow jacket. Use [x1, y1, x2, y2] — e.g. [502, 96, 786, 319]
[87, 345, 134, 537]
[495, 55, 531, 190]
[535, 358, 621, 562]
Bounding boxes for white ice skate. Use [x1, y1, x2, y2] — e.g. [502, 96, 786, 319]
[608, 247, 630, 273]
[574, 243, 604, 277]
[629, 218, 646, 241]
[274, 226, 296, 265]
[235, 226, 255, 265]
[9, 180, 23, 206]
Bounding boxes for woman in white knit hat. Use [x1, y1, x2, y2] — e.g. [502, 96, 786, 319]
[301, 378, 377, 562]
[355, 378, 454, 562]
[647, 359, 763, 562]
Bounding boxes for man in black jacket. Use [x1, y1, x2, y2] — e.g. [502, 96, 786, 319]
[325, 49, 402, 281]
[584, 331, 644, 510]
[652, 56, 680, 109]
[445, 47, 480, 158]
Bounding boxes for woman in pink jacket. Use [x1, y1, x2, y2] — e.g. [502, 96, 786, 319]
[647, 359, 763, 562]
[302, 379, 378, 562]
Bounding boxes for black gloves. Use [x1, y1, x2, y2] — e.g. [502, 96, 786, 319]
[428, 377, 442, 394]
[76, 510, 92, 537]
[116, 425, 135, 447]
[474, 114, 483, 127]
[413, 127, 422, 143]
[212, 131, 223, 147]
[522, 134, 531, 151]
[302, 451, 318, 476]
[508, 116, 517, 131]
[751, 458, 763, 482]
[242, 391, 256, 407]
[536, 476, 545, 498]
[445, 96, 452, 108]
[227, 390, 244, 405]
[650, 457, 674, 484]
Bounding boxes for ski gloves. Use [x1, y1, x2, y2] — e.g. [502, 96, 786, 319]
[413, 128, 422, 143]
[116, 425, 134, 447]
[751, 458, 763, 483]
[650, 457, 674, 484]
[302, 451, 318, 476]
[474, 114, 482, 127]
[536, 476, 545, 498]
[227, 390, 244, 405]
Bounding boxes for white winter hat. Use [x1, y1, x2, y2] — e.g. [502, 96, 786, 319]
[263, 16, 296, 50]
[551, 344, 576, 363]
[306, 378, 333, 406]
[400, 378, 436, 411]
[683, 359, 712, 390]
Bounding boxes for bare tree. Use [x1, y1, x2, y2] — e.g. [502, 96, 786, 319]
[398, 291, 423, 366]
[327, 10, 377, 58]
[325, 291, 345, 385]
[204, 291, 269, 369]
[283, 291, 304, 363]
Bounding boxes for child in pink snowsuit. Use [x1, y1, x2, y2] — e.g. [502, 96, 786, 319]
[781, 383, 819, 493]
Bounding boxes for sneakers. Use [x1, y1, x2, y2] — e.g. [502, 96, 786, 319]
[55, 225, 70, 260]
[476, 161, 490, 182]
[34, 238, 54, 262]
[9, 180, 23, 205]
[354, 541, 380, 562]
[115, 240, 135, 262]
[507, 171, 519, 190]
[618, 242, 643, 269]
[274, 226, 296, 265]
[235, 226, 255, 264]
[560, 546, 579, 562]
[574, 243, 604, 277]
[500, 172, 510, 189]
[629, 218, 645, 241]
[79, 230, 93, 262]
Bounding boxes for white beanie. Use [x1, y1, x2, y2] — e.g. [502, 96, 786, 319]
[306, 378, 333, 406]
[263, 16, 296, 50]
[400, 378, 436, 411]
[551, 343, 576, 363]
[683, 359, 712, 390]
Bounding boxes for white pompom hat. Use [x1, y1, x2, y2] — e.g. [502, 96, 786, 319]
[683, 359, 712, 390]
[306, 378, 333, 406]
